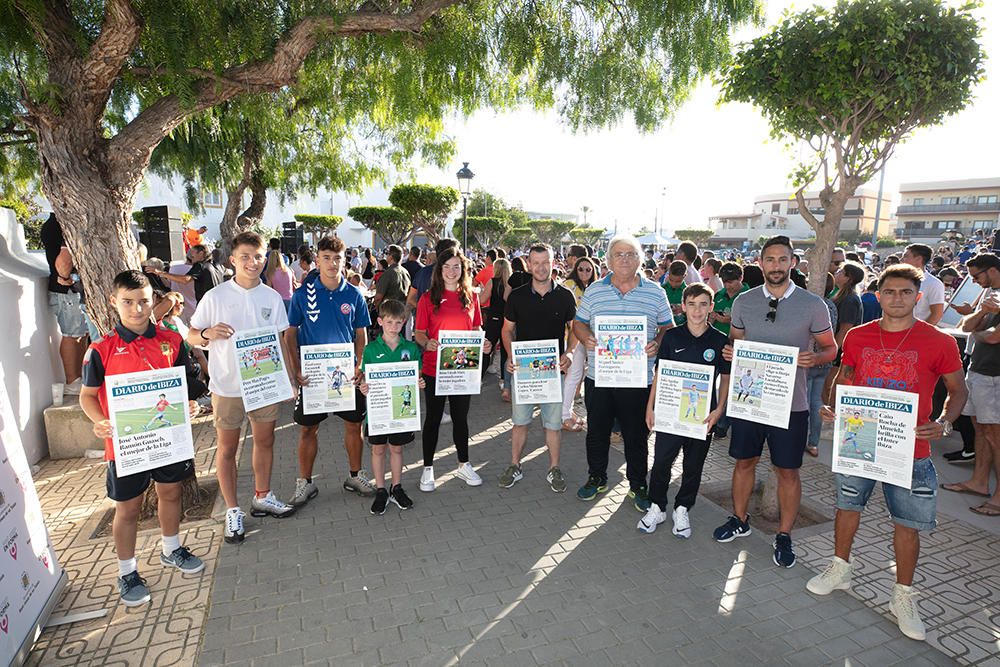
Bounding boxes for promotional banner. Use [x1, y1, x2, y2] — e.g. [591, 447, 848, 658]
[653, 360, 715, 439]
[593, 316, 648, 388]
[107, 367, 195, 477]
[1, 368, 66, 666]
[300, 343, 356, 415]
[725, 339, 797, 429]
[511, 340, 562, 404]
[365, 361, 421, 436]
[831, 385, 919, 488]
[233, 327, 294, 411]
[435, 330, 485, 396]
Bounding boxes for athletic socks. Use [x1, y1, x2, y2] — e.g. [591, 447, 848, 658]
[118, 557, 138, 578]
[162, 534, 180, 557]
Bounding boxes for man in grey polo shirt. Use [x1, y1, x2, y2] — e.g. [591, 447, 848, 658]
[714, 236, 836, 569]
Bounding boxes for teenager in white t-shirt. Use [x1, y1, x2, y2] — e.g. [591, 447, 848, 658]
[903, 244, 945, 325]
[188, 232, 297, 544]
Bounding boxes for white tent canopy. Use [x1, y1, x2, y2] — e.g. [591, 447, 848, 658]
[636, 232, 680, 246]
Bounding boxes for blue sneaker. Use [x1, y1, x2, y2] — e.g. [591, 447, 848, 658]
[118, 571, 151, 607]
[160, 546, 205, 574]
[629, 485, 651, 512]
[577, 475, 608, 501]
[773, 532, 796, 568]
[712, 514, 751, 543]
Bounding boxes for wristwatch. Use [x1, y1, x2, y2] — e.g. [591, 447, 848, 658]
[935, 418, 953, 437]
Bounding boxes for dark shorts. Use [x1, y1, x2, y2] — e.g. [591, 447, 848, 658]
[729, 411, 809, 470]
[365, 425, 415, 446]
[293, 387, 366, 426]
[106, 459, 195, 502]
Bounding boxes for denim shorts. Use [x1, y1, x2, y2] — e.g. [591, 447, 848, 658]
[835, 457, 937, 531]
[48, 291, 88, 337]
[512, 400, 562, 431]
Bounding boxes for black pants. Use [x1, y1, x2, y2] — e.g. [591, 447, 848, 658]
[931, 343, 975, 452]
[583, 378, 650, 489]
[422, 374, 471, 467]
[649, 432, 711, 512]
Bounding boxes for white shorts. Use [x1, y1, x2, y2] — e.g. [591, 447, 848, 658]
[962, 371, 1000, 424]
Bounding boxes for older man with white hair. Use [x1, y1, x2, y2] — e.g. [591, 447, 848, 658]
[573, 235, 673, 510]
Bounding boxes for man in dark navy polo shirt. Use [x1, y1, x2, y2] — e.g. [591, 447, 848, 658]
[500, 243, 577, 493]
[285, 235, 373, 506]
[640, 283, 731, 538]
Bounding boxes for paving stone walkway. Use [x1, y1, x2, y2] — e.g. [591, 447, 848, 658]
[23, 384, 999, 666]
[194, 381, 996, 667]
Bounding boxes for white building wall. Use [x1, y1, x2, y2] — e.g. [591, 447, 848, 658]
[0, 208, 60, 464]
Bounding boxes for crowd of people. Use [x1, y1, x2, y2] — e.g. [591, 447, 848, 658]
[40, 211, 1000, 641]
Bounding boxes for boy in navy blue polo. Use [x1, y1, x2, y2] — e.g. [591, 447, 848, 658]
[640, 284, 731, 538]
[80, 270, 204, 607]
[284, 235, 373, 505]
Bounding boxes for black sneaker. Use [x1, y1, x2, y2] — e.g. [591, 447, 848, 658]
[944, 449, 975, 464]
[712, 514, 751, 543]
[389, 484, 413, 510]
[712, 427, 728, 440]
[370, 488, 389, 515]
[773, 532, 796, 568]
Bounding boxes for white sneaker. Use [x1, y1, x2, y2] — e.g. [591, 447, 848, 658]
[637, 506, 667, 533]
[419, 466, 436, 492]
[671, 506, 691, 538]
[250, 491, 296, 518]
[806, 556, 853, 595]
[455, 462, 483, 486]
[63, 379, 82, 396]
[441, 411, 452, 424]
[889, 583, 926, 641]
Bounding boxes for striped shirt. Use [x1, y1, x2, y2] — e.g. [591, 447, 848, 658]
[576, 273, 673, 383]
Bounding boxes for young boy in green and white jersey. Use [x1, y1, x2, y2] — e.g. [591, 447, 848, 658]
[359, 299, 426, 515]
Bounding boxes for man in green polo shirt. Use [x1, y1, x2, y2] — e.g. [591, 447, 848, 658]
[663, 261, 688, 326]
[710, 262, 748, 336]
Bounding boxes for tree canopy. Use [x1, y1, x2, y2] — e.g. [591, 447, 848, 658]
[388, 184, 458, 243]
[719, 0, 983, 292]
[0, 0, 762, 330]
[347, 205, 410, 245]
[530, 219, 576, 247]
[674, 228, 714, 245]
[571, 226, 604, 246]
[464, 215, 512, 251]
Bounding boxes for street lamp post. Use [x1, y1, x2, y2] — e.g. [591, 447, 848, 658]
[456, 162, 474, 249]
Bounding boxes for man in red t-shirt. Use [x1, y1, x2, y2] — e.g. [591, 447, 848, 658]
[806, 265, 967, 642]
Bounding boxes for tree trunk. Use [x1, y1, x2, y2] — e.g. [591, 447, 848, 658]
[35, 126, 143, 334]
[799, 187, 854, 297]
[219, 185, 247, 260]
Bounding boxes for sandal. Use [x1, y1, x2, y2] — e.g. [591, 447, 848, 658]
[940, 482, 990, 498]
[501, 388, 511, 403]
[562, 419, 582, 432]
[969, 502, 1000, 517]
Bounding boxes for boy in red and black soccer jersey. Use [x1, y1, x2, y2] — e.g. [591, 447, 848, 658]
[808, 264, 968, 641]
[79, 270, 204, 608]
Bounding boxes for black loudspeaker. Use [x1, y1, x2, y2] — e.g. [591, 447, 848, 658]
[140, 205, 185, 262]
[281, 220, 304, 256]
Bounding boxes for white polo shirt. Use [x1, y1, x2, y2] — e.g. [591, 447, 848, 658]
[191, 279, 289, 397]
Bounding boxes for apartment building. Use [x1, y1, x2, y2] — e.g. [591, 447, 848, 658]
[709, 188, 891, 245]
[894, 178, 1000, 243]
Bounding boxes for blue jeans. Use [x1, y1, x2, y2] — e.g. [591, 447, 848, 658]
[835, 458, 937, 531]
[806, 366, 827, 447]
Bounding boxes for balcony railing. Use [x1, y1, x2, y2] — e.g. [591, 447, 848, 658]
[896, 202, 1000, 215]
